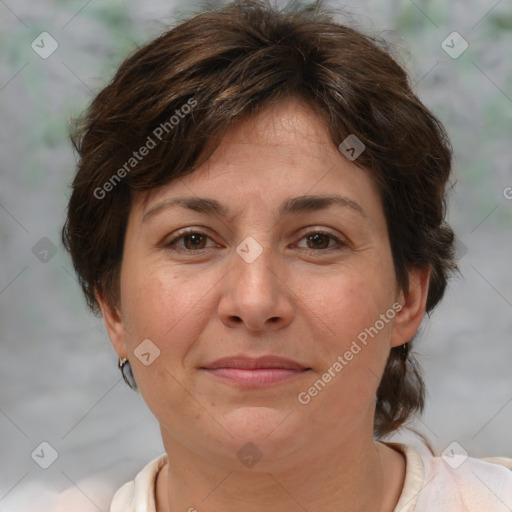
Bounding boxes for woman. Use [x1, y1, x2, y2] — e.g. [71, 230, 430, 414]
[61, 1, 512, 510]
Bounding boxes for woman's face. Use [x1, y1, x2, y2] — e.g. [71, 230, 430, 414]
[100, 98, 427, 466]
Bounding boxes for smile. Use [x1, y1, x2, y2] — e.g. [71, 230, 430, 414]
[202, 367, 310, 387]
[200, 355, 311, 387]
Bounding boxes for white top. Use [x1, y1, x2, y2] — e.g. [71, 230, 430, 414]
[110, 443, 512, 511]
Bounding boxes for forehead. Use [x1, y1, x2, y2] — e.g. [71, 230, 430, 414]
[135, 98, 381, 222]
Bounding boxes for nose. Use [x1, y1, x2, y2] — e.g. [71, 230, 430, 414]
[217, 240, 295, 332]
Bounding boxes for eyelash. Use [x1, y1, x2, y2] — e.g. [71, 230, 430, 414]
[165, 228, 347, 255]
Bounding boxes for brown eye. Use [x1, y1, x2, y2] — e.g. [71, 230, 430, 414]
[181, 233, 208, 250]
[305, 233, 331, 249]
[166, 230, 214, 252]
[296, 231, 346, 252]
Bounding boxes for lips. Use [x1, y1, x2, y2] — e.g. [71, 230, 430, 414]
[201, 356, 310, 387]
[201, 355, 309, 371]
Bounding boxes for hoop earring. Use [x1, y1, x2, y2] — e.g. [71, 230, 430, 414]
[118, 358, 137, 390]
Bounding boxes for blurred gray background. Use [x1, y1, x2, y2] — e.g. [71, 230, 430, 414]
[1, 0, 511, 510]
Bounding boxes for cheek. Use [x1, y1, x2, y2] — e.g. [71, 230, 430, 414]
[118, 264, 205, 417]
[298, 263, 395, 405]
[300, 260, 395, 346]
[121, 261, 204, 338]
[119, 261, 221, 383]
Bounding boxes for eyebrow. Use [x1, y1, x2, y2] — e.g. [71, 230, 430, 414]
[142, 194, 367, 223]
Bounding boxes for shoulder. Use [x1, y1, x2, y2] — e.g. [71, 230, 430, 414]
[110, 454, 167, 512]
[388, 442, 512, 512]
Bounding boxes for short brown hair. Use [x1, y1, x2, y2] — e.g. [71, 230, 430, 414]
[62, 0, 457, 438]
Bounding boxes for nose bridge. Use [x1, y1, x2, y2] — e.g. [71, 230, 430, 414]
[233, 234, 280, 300]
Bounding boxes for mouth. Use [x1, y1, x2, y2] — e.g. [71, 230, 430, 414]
[200, 355, 311, 387]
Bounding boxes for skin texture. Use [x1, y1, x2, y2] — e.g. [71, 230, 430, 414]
[97, 98, 430, 512]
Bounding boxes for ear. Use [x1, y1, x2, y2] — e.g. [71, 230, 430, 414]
[95, 286, 129, 359]
[390, 266, 431, 348]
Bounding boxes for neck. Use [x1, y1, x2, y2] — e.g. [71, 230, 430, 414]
[155, 433, 405, 512]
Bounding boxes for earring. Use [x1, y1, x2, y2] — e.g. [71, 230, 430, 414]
[118, 357, 137, 390]
[400, 343, 409, 361]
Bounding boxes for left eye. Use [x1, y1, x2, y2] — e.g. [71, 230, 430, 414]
[296, 232, 345, 251]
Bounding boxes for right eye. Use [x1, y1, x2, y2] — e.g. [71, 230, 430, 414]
[165, 230, 218, 252]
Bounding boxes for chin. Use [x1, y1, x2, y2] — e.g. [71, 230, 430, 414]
[220, 406, 299, 449]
